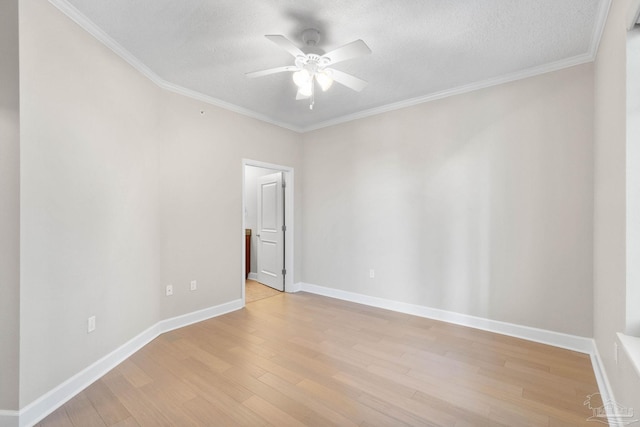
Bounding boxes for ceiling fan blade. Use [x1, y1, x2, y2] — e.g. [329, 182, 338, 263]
[296, 89, 310, 100]
[245, 66, 298, 78]
[265, 35, 305, 58]
[328, 69, 368, 92]
[322, 39, 371, 65]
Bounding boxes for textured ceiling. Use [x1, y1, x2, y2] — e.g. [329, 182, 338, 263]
[52, 0, 608, 132]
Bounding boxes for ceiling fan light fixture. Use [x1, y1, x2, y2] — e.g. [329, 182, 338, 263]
[246, 31, 371, 109]
[298, 81, 313, 97]
[316, 70, 333, 92]
[292, 69, 311, 87]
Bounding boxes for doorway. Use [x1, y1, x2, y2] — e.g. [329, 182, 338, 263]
[242, 160, 294, 305]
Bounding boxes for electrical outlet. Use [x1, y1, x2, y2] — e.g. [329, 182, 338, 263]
[190, 280, 197, 291]
[369, 269, 375, 279]
[87, 316, 96, 333]
[166, 285, 173, 296]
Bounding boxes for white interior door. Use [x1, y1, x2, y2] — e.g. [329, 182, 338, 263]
[257, 172, 284, 291]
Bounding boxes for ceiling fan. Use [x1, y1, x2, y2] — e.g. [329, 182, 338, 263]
[245, 29, 371, 110]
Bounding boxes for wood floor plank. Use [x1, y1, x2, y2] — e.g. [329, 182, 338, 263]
[242, 395, 308, 427]
[82, 379, 132, 426]
[101, 372, 184, 426]
[245, 279, 282, 303]
[258, 372, 360, 427]
[179, 374, 268, 426]
[181, 365, 255, 404]
[60, 392, 107, 427]
[356, 392, 439, 427]
[222, 366, 334, 426]
[295, 378, 406, 426]
[410, 389, 506, 427]
[163, 337, 232, 373]
[110, 359, 152, 389]
[223, 345, 304, 384]
[37, 292, 600, 426]
[181, 396, 243, 427]
[109, 417, 141, 427]
[35, 406, 74, 427]
[333, 368, 474, 427]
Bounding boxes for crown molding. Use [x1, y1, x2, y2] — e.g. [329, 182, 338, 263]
[47, 0, 304, 134]
[50, 0, 609, 135]
[592, 0, 613, 53]
[627, 0, 640, 30]
[300, 52, 595, 132]
[157, 80, 303, 132]
[48, 0, 158, 84]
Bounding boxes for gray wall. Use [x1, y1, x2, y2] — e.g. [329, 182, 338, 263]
[19, 0, 163, 405]
[626, 27, 640, 336]
[12, 0, 640, 416]
[18, 0, 300, 406]
[301, 64, 594, 337]
[158, 92, 301, 320]
[593, 0, 640, 412]
[0, 0, 20, 413]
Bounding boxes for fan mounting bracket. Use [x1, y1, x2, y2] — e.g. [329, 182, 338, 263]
[302, 28, 320, 47]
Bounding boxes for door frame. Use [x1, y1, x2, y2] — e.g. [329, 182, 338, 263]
[241, 159, 294, 305]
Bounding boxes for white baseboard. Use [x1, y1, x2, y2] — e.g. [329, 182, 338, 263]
[159, 299, 243, 333]
[298, 283, 621, 407]
[288, 282, 303, 293]
[590, 342, 615, 407]
[0, 411, 18, 427]
[16, 299, 243, 427]
[10, 283, 611, 426]
[298, 282, 594, 354]
[247, 272, 258, 281]
[19, 323, 160, 427]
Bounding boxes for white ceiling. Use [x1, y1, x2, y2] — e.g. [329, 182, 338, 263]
[51, 0, 608, 132]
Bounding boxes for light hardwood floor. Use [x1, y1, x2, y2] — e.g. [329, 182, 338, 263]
[245, 279, 282, 303]
[37, 292, 600, 426]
